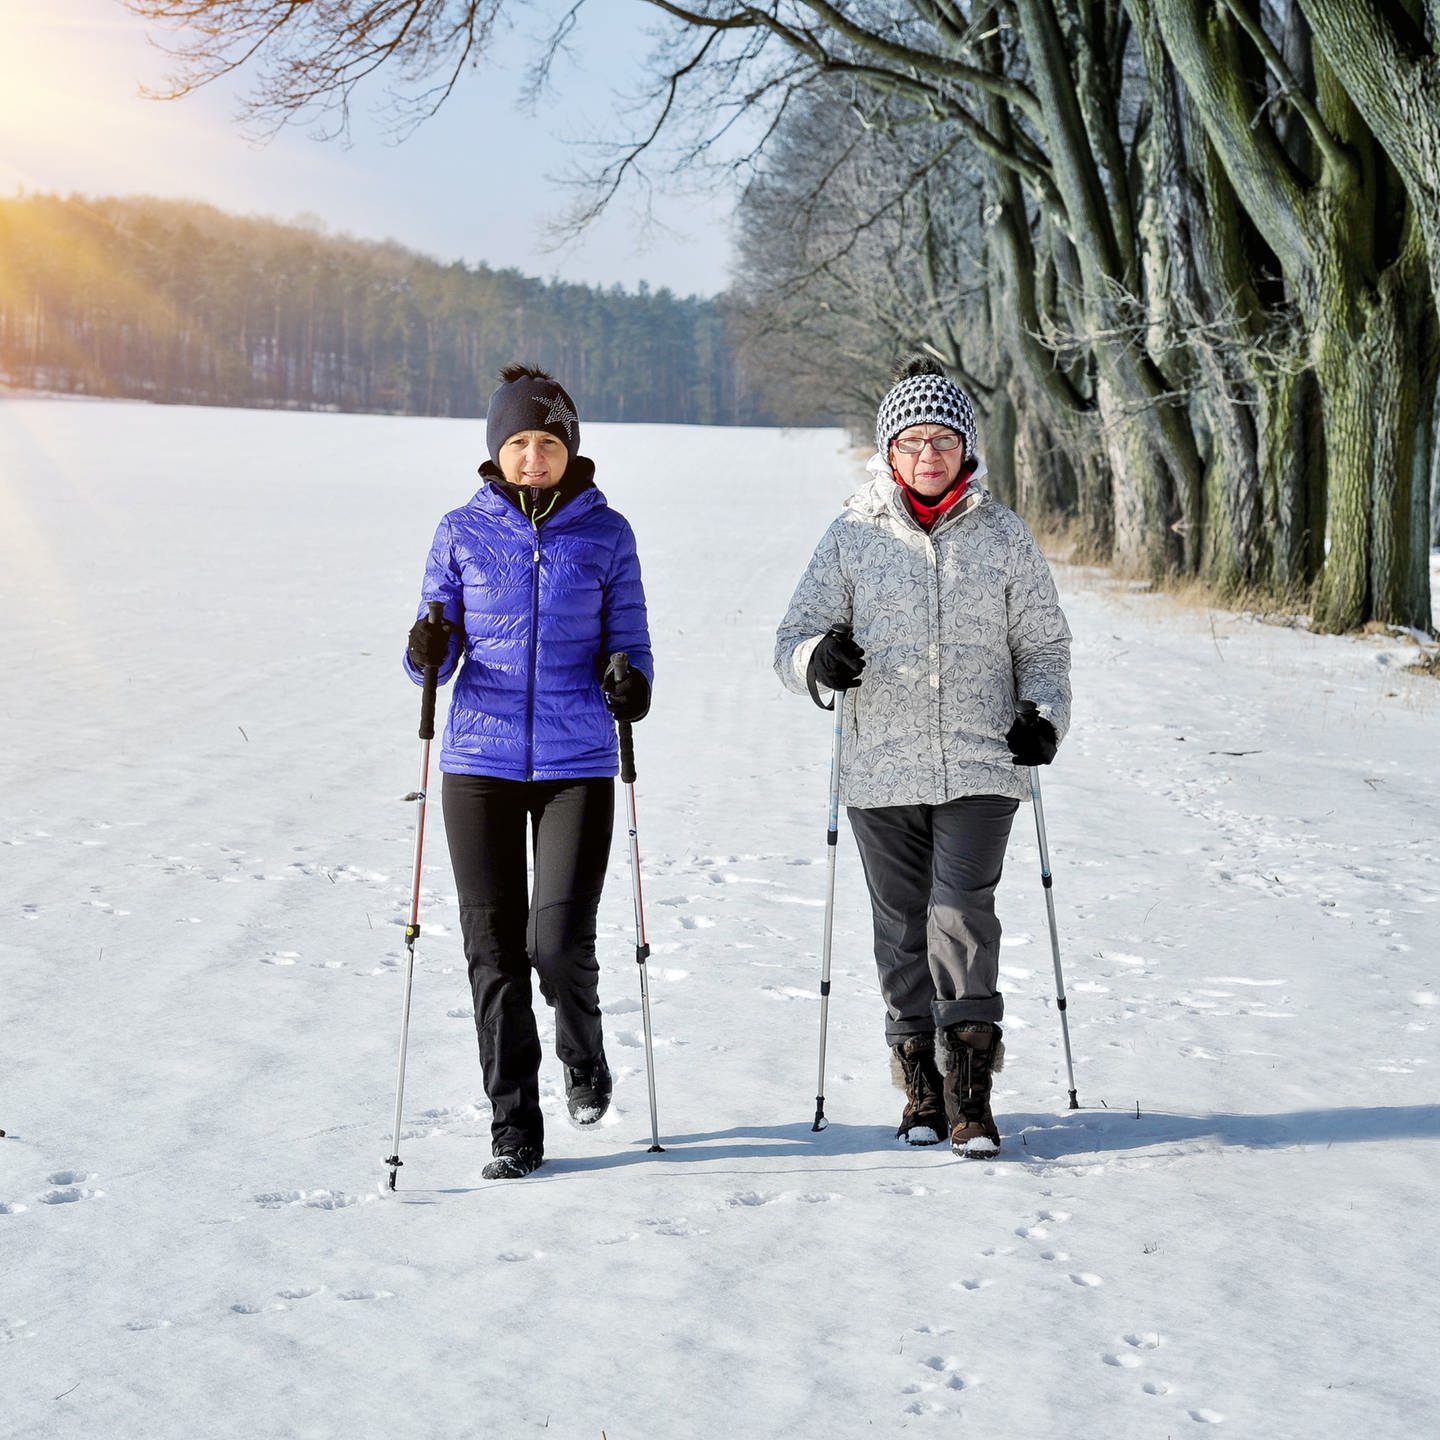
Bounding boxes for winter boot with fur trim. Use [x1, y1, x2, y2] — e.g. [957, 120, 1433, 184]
[891, 1034, 947, 1145]
[941, 1022, 1004, 1158]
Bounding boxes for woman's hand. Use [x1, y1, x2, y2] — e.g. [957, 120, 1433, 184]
[407, 612, 455, 668]
[810, 625, 865, 691]
[1006, 700, 1058, 766]
[603, 668, 651, 723]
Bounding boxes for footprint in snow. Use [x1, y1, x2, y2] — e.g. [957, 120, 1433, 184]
[761, 984, 815, 1001]
[645, 1217, 706, 1238]
[953, 1278, 992, 1293]
[261, 952, 300, 965]
[1188, 1409, 1224, 1423]
[124, 1318, 174, 1331]
[1102, 1352, 1142, 1368]
[725, 1191, 780, 1208]
[277, 1287, 323, 1300]
[253, 1189, 368, 1210]
[1070, 1273, 1104, 1287]
[1125, 1332, 1163, 1350]
[337, 1290, 394, 1302]
[919, 1355, 968, 1389]
[41, 1184, 104, 1205]
[1143, 1381, 1170, 1396]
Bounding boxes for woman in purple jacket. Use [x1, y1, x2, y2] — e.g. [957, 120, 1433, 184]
[405, 364, 653, 1179]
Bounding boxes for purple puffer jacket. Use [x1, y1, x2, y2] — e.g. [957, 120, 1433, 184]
[404, 466, 652, 781]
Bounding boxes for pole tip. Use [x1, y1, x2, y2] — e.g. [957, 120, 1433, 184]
[648, 1143, 665, 1153]
[1068, 1091, 1079, 1110]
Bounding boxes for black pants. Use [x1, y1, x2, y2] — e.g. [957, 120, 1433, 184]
[847, 795, 1019, 1044]
[442, 774, 614, 1151]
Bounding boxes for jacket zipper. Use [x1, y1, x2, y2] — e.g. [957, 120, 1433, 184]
[525, 507, 541, 780]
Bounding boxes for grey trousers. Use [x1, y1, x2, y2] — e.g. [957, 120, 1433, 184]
[847, 794, 1019, 1043]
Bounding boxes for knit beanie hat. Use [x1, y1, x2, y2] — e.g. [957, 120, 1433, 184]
[874, 356, 977, 457]
[486, 364, 581, 462]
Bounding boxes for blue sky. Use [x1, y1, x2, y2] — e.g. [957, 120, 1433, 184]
[2, 0, 739, 296]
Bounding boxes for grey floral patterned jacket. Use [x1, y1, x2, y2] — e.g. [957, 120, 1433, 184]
[775, 458, 1072, 808]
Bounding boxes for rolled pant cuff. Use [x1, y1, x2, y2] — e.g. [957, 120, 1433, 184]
[933, 998, 1004, 1028]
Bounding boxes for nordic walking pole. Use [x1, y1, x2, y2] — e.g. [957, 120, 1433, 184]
[385, 600, 444, 1190]
[1029, 767, 1079, 1109]
[608, 652, 664, 1153]
[812, 674, 845, 1132]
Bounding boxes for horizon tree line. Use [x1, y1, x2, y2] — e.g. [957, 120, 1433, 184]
[0, 192, 804, 427]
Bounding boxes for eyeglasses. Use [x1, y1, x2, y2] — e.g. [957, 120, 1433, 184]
[893, 432, 962, 455]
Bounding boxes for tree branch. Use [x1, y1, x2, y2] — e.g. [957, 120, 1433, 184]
[1216, 0, 1350, 177]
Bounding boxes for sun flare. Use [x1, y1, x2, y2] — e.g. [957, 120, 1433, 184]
[0, 2, 237, 199]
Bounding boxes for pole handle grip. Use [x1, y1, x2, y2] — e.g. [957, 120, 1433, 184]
[419, 600, 444, 741]
[607, 651, 636, 783]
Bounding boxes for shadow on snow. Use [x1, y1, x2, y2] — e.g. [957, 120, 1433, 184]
[558, 1102, 1440, 1174]
[398, 1104, 1440, 1194]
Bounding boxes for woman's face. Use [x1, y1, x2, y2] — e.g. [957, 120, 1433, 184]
[498, 429, 569, 488]
[890, 424, 966, 498]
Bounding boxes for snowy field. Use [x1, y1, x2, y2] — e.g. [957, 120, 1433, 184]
[2, 397, 1438, 1440]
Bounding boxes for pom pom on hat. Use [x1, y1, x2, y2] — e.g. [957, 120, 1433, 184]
[874, 356, 977, 457]
[486, 363, 581, 462]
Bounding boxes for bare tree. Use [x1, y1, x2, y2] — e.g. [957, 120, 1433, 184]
[125, 0, 1438, 629]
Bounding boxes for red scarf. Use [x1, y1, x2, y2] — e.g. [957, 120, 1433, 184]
[895, 461, 974, 530]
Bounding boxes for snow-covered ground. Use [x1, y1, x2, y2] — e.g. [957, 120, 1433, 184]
[2, 397, 1437, 1439]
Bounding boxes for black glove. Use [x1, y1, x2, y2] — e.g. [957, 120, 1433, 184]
[809, 625, 865, 691]
[603, 667, 651, 723]
[1006, 699, 1058, 766]
[407, 611, 454, 669]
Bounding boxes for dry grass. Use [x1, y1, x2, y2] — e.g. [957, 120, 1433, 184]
[1041, 538, 1440, 682]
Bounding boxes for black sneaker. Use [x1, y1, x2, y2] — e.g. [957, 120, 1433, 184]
[481, 1145, 543, 1180]
[563, 1057, 613, 1125]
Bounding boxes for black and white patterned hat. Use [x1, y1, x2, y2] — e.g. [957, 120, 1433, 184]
[874, 359, 977, 457]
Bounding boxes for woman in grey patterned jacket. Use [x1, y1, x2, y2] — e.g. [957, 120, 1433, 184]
[775, 357, 1072, 1157]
